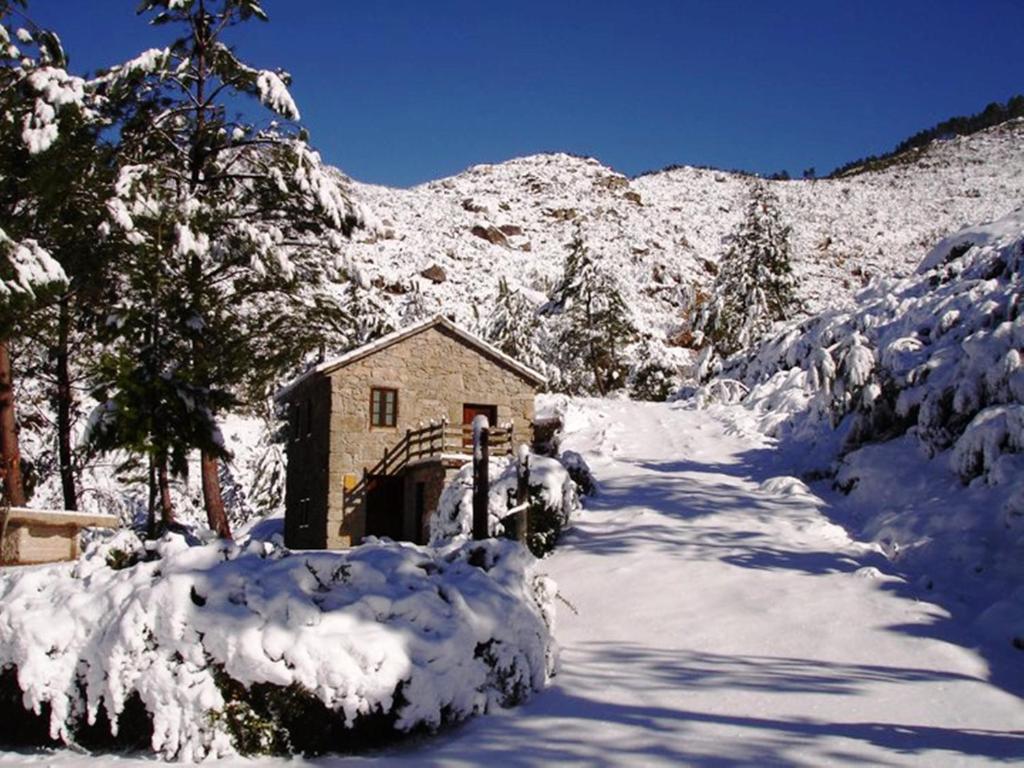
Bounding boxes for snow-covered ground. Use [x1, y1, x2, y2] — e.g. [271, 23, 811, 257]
[4, 398, 1020, 765]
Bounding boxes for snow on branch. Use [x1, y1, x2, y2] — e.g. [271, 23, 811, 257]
[0, 226, 66, 299]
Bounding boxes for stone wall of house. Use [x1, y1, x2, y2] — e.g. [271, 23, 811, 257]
[283, 375, 332, 549]
[402, 462, 449, 544]
[326, 324, 537, 548]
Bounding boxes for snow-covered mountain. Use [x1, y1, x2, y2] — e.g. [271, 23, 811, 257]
[341, 119, 1024, 347]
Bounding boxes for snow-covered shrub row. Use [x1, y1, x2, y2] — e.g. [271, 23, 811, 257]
[714, 209, 1024, 487]
[430, 452, 582, 556]
[0, 530, 556, 760]
[699, 210, 1024, 639]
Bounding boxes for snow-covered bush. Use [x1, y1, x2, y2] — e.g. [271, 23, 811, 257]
[627, 339, 686, 401]
[951, 405, 1024, 482]
[430, 453, 581, 556]
[0, 530, 556, 760]
[694, 378, 750, 407]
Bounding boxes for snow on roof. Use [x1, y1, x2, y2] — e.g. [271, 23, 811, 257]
[277, 315, 546, 400]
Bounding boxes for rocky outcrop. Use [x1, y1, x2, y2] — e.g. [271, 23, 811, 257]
[470, 225, 509, 246]
[420, 264, 447, 283]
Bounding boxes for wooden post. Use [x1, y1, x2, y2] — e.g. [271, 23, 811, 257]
[472, 415, 490, 541]
[0, 503, 10, 566]
[516, 445, 530, 545]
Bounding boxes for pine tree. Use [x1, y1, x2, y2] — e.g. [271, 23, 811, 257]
[486, 277, 542, 369]
[548, 233, 637, 395]
[697, 182, 798, 357]
[339, 281, 394, 351]
[0, 3, 96, 505]
[90, 0, 361, 535]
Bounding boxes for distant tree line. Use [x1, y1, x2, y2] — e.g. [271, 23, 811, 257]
[634, 94, 1024, 181]
[829, 94, 1024, 178]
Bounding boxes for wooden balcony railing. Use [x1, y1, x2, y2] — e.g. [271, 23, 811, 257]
[368, 419, 515, 479]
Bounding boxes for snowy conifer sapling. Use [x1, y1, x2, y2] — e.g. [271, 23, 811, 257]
[89, 0, 361, 535]
[548, 233, 637, 395]
[487, 277, 543, 372]
[697, 182, 798, 358]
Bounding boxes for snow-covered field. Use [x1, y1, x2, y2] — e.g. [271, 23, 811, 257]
[4, 398, 1020, 765]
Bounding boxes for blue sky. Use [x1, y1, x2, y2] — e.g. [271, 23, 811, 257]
[25, 0, 1024, 187]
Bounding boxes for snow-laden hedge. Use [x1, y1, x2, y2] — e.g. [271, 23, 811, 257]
[711, 208, 1024, 489]
[429, 452, 582, 556]
[0, 530, 557, 760]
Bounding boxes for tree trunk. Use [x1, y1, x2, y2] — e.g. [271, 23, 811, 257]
[201, 450, 232, 539]
[147, 455, 157, 538]
[157, 456, 174, 527]
[0, 339, 25, 507]
[55, 295, 77, 510]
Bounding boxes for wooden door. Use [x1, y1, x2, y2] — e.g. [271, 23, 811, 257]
[462, 403, 498, 447]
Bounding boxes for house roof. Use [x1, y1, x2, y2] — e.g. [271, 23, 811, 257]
[277, 315, 547, 400]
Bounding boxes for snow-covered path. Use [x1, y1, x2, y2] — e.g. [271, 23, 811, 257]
[3, 399, 1021, 766]
[367, 399, 1023, 766]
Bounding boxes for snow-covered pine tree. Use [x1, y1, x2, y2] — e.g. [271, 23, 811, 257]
[547, 233, 637, 395]
[486, 277, 543, 370]
[628, 338, 679, 401]
[0, 2, 95, 505]
[697, 181, 798, 358]
[339, 280, 394, 351]
[89, 0, 362, 535]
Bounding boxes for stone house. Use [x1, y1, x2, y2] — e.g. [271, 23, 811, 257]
[279, 315, 545, 549]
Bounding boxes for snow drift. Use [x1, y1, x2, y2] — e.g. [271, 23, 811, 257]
[0, 530, 556, 760]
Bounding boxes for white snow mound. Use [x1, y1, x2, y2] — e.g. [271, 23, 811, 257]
[0, 531, 556, 760]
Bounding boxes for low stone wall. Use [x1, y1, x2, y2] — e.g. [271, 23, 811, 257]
[0, 508, 118, 566]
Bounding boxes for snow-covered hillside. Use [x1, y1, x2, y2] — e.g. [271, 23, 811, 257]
[342, 119, 1024, 346]
[17, 118, 1024, 530]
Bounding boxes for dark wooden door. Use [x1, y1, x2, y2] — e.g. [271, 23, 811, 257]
[462, 403, 498, 448]
[365, 475, 405, 540]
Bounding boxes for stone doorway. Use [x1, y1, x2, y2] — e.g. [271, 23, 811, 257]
[365, 474, 405, 540]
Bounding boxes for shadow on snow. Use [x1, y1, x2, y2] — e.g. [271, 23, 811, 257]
[559, 445, 1024, 705]
[380, 643, 1022, 766]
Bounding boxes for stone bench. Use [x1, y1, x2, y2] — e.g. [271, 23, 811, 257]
[0, 507, 119, 566]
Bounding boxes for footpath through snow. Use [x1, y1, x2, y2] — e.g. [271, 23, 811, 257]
[371, 398, 1024, 766]
[3, 399, 1022, 766]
